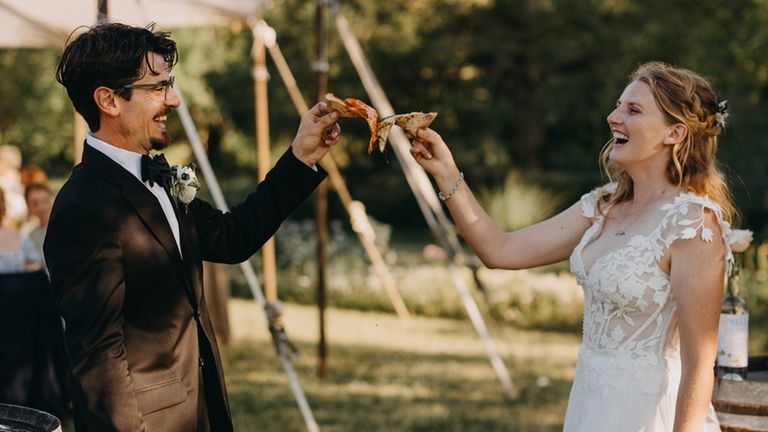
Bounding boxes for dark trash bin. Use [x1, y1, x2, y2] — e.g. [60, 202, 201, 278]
[0, 403, 61, 432]
[0, 271, 70, 418]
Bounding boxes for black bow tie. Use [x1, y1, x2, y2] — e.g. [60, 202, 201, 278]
[141, 153, 172, 188]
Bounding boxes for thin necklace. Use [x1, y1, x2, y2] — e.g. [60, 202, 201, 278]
[613, 187, 678, 236]
[613, 199, 657, 236]
[615, 218, 639, 236]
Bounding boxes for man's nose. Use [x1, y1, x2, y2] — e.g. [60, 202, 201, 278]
[165, 85, 181, 108]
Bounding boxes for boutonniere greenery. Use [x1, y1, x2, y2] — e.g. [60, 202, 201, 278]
[170, 163, 200, 206]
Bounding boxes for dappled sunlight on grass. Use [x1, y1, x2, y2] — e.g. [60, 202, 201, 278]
[224, 300, 579, 431]
[229, 301, 580, 360]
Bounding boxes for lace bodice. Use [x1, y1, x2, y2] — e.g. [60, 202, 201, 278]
[569, 184, 733, 361]
[563, 184, 730, 429]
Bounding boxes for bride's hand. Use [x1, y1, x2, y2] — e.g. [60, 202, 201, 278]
[409, 128, 459, 180]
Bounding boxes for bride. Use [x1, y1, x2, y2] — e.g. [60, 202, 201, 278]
[410, 62, 734, 431]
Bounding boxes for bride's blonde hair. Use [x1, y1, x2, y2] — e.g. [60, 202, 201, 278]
[598, 62, 736, 223]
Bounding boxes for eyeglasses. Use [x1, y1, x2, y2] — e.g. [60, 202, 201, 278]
[117, 76, 175, 100]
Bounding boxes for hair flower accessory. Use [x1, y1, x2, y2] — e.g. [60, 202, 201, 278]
[715, 100, 729, 128]
[170, 163, 200, 206]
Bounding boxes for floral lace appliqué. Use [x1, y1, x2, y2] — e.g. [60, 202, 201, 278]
[569, 188, 733, 396]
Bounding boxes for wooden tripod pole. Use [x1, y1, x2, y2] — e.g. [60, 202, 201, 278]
[332, 5, 518, 399]
[252, 25, 278, 304]
[72, 0, 109, 165]
[259, 21, 410, 319]
[73, 114, 86, 165]
[314, 0, 330, 379]
[174, 86, 320, 432]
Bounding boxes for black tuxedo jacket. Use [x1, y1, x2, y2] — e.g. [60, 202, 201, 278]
[44, 144, 325, 431]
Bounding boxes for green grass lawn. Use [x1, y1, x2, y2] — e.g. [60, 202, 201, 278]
[224, 300, 581, 431]
[56, 288, 767, 432]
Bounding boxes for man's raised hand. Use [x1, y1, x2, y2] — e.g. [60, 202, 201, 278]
[291, 102, 341, 167]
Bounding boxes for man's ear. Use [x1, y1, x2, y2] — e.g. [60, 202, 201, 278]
[664, 123, 688, 146]
[93, 87, 120, 118]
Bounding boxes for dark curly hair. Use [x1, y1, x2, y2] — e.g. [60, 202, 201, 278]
[55, 22, 178, 131]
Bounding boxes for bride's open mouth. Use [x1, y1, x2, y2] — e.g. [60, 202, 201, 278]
[613, 131, 628, 145]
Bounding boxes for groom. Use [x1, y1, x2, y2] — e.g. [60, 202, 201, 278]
[45, 23, 340, 432]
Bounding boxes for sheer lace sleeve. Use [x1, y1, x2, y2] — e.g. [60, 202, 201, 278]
[578, 182, 617, 222]
[657, 193, 734, 275]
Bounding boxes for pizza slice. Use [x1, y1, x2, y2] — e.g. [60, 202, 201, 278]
[325, 93, 437, 154]
[325, 93, 379, 153]
[376, 112, 438, 153]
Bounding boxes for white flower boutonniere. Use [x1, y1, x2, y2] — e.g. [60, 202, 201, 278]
[170, 163, 200, 207]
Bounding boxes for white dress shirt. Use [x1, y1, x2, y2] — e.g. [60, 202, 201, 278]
[86, 134, 183, 257]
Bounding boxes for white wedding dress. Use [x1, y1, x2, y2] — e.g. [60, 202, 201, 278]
[564, 184, 731, 431]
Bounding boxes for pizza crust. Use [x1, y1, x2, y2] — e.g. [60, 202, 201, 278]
[377, 112, 438, 152]
[325, 93, 360, 118]
[325, 93, 379, 153]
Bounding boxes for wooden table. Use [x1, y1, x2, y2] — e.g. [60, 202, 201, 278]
[714, 356, 768, 432]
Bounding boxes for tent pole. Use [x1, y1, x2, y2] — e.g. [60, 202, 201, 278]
[73, 114, 86, 165]
[71, 0, 109, 166]
[259, 21, 410, 319]
[174, 85, 321, 432]
[331, 3, 518, 399]
[97, 0, 108, 23]
[251, 22, 279, 306]
[313, 0, 330, 380]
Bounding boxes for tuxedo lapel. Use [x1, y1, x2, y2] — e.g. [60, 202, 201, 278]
[122, 185, 181, 264]
[81, 145, 195, 300]
[175, 207, 203, 307]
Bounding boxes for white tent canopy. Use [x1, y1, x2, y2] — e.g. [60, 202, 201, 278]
[0, 1, 81, 47]
[0, 0, 265, 48]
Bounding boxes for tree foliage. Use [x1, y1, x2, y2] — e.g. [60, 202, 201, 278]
[2, 0, 768, 229]
[0, 49, 74, 175]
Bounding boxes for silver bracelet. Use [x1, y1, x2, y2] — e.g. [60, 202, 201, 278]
[438, 172, 464, 202]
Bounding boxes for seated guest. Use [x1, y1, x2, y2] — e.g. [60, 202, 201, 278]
[24, 183, 53, 272]
[20, 165, 49, 189]
[0, 146, 27, 227]
[0, 187, 40, 273]
[1, 184, 68, 420]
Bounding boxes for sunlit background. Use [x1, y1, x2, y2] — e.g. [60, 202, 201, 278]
[1, 0, 767, 430]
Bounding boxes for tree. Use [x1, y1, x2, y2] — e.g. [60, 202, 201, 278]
[0, 48, 73, 175]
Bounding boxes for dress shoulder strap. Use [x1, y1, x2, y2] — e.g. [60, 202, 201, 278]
[578, 182, 617, 221]
[657, 192, 734, 274]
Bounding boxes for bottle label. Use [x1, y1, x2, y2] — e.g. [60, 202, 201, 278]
[717, 313, 749, 368]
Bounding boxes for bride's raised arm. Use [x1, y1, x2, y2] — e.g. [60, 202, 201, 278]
[410, 128, 592, 270]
